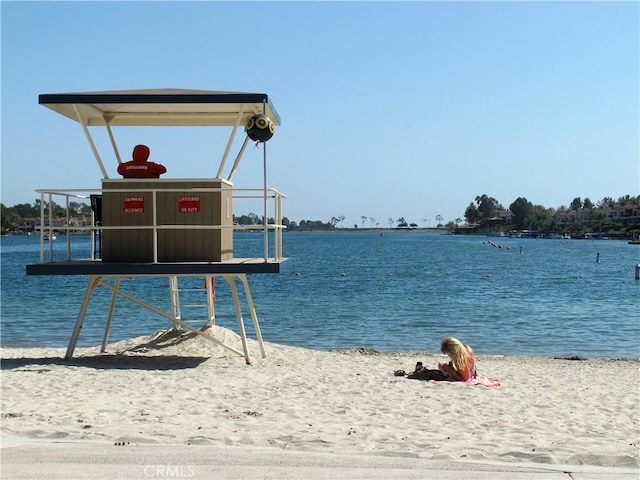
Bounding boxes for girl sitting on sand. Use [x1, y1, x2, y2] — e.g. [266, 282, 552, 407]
[402, 337, 499, 386]
[437, 337, 476, 382]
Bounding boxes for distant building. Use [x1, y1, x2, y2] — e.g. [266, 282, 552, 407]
[554, 203, 640, 229]
[605, 204, 640, 225]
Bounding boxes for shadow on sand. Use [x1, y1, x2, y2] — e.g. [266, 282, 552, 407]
[0, 354, 210, 371]
[0, 329, 222, 371]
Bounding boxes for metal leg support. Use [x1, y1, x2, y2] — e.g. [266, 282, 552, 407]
[100, 277, 121, 353]
[205, 275, 216, 328]
[169, 275, 181, 330]
[97, 279, 245, 357]
[65, 273, 266, 363]
[224, 274, 251, 364]
[65, 275, 102, 360]
[239, 274, 266, 359]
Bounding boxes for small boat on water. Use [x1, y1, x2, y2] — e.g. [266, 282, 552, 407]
[43, 233, 56, 241]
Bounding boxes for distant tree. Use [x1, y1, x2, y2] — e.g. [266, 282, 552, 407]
[369, 217, 375, 228]
[396, 217, 406, 225]
[435, 214, 444, 227]
[570, 197, 582, 211]
[298, 219, 333, 230]
[509, 197, 533, 229]
[445, 220, 458, 232]
[586, 208, 606, 232]
[13, 202, 39, 218]
[387, 218, 394, 228]
[330, 216, 339, 228]
[464, 203, 480, 223]
[597, 197, 614, 208]
[80, 204, 92, 216]
[582, 198, 594, 209]
[527, 205, 552, 230]
[546, 216, 559, 233]
[617, 194, 640, 205]
[1, 205, 21, 233]
[68, 201, 86, 214]
[36, 199, 67, 218]
[361, 215, 368, 226]
[234, 212, 261, 225]
[474, 194, 500, 219]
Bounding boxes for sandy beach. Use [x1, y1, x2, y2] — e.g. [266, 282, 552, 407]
[1, 326, 639, 476]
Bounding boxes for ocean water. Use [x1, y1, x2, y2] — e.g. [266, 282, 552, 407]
[1, 231, 638, 359]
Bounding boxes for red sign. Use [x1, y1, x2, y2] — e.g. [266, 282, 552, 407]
[178, 196, 201, 213]
[124, 196, 144, 213]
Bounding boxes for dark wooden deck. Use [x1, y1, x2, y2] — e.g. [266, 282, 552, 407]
[26, 258, 285, 276]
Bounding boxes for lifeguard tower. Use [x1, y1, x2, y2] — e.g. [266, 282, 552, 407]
[26, 89, 286, 364]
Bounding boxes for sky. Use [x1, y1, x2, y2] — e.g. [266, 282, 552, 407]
[1, 1, 638, 228]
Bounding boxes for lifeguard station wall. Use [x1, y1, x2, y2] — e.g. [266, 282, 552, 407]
[101, 178, 233, 263]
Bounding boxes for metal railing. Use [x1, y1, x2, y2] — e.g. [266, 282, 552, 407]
[34, 185, 286, 264]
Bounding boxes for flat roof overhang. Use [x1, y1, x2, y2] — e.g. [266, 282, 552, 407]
[26, 259, 285, 276]
[38, 88, 281, 127]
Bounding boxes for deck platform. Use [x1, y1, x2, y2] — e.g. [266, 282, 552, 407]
[26, 258, 284, 276]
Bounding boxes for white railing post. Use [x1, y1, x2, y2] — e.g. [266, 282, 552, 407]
[48, 193, 54, 261]
[65, 194, 71, 260]
[152, 190, 158, 263]
[275, 191, 282, 260]
[169, 276, 181, 330]
[39, 192, 45, 263]
[263, 144, 269, 262]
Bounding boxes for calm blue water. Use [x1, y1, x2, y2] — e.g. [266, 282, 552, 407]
[1, 232, 638, 358]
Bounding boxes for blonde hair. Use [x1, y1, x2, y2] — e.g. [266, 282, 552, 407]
[440, 337, 468, 372]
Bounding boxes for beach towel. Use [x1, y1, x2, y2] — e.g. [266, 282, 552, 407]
[461, 376, 502, 388]
[394, 368, 501, 387]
